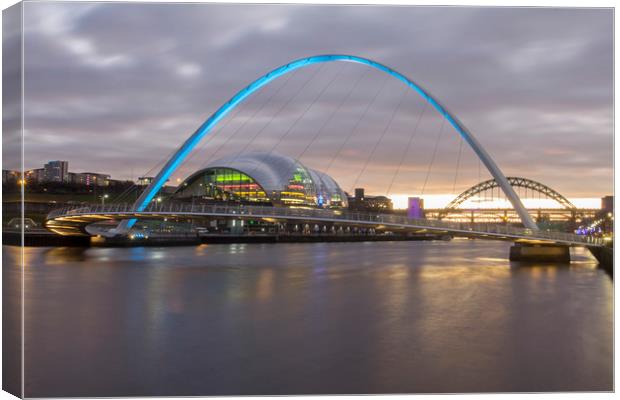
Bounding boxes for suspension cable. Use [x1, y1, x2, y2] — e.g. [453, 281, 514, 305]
[269, 63, 337, 156]
[324, 74, 390, 178]
[385, 98, 428, 196]
[197, 69, 297, 170]
[350, 85, 408, 193]
[184, 93, 250, 169]
[421, 117, 446, 195]
[295, 65, 366, 164]
[111, 143, 183, 204]
[233, 65, 318, 158]
[276, 64, 352, 188]
[245, 63, 341, 178]
[113, 90, 249, 204]
[452, 134, 464, 194]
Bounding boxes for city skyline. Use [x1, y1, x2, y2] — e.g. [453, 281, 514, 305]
[9, 3, 613, 204]
[10, 156, 607, 210]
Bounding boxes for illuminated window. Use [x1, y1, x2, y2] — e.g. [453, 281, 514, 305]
[175, 168, 269, 203]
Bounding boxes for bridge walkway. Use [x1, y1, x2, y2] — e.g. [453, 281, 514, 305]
[45, 203, 604, 247]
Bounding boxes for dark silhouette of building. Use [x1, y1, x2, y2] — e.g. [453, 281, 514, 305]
[44, 160, 69, 183]
[348, 188, 393, 212]
[601, 195, 613, 213]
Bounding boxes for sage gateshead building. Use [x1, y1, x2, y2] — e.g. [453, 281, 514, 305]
[173, 152, 348, 209]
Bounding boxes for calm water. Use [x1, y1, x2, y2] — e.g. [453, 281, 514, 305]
[3, 240, 613, 396]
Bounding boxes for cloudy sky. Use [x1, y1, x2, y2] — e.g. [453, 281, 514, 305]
[13, 2, 613, 204]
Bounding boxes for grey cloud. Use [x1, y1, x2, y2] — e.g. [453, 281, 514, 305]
[20, 3, 613, 199]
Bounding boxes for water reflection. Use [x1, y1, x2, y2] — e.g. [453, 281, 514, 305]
[9, 240, 612, 397]
[43, 247, 89, 264]
[256, 268, 275, 301]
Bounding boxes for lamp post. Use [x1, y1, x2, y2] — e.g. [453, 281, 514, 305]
[101, 194, 109, 206]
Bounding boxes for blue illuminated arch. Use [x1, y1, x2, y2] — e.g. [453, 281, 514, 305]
[122, 55, 537, 231]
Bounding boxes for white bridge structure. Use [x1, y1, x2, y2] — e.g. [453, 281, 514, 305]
[45, 203, 603, 247]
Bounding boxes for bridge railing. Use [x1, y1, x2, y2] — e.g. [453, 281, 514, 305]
[46, 203, 604, 246]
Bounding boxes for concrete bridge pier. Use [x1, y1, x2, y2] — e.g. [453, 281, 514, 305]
[509, 242, 571, 263]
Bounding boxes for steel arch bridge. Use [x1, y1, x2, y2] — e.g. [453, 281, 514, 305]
[443, 177, 576, 213]
[115, 54, 539, 234]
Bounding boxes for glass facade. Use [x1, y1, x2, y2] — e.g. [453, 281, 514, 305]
[176, 167, 270, 203]
[278, 166, 316, 206]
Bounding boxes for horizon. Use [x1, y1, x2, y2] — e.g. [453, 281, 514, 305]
[16, 157, 608, 210]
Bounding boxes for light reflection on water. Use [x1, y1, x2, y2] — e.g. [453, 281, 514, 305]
[2, 240, 612, 397]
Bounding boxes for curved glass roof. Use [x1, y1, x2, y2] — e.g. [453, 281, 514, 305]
[178, 152, 347, 203]
[204, 152, 307, 193]
[308, 169, 344, 198]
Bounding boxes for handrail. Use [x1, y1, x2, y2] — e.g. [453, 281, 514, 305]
[45, 203, 604, 246]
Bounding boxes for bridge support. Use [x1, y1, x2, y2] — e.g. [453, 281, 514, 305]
[509, 243, 571, 263]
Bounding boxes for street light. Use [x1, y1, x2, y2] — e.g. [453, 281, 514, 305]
[101, 194, 109, 206]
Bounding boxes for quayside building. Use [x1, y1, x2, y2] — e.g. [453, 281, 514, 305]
[173, 152, 348, 209]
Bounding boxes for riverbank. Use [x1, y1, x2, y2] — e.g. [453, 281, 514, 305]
[3, 230, 91, 246]
[588, 245, 614, 276]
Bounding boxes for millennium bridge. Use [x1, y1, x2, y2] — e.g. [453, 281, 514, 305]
[45, 203, 603, 248]
[43, 54, 609, 263]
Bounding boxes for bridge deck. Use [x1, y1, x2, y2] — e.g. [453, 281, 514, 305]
[45, 203, 604, 247]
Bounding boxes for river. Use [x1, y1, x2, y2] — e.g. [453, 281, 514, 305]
[3, 239, 613, 396]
